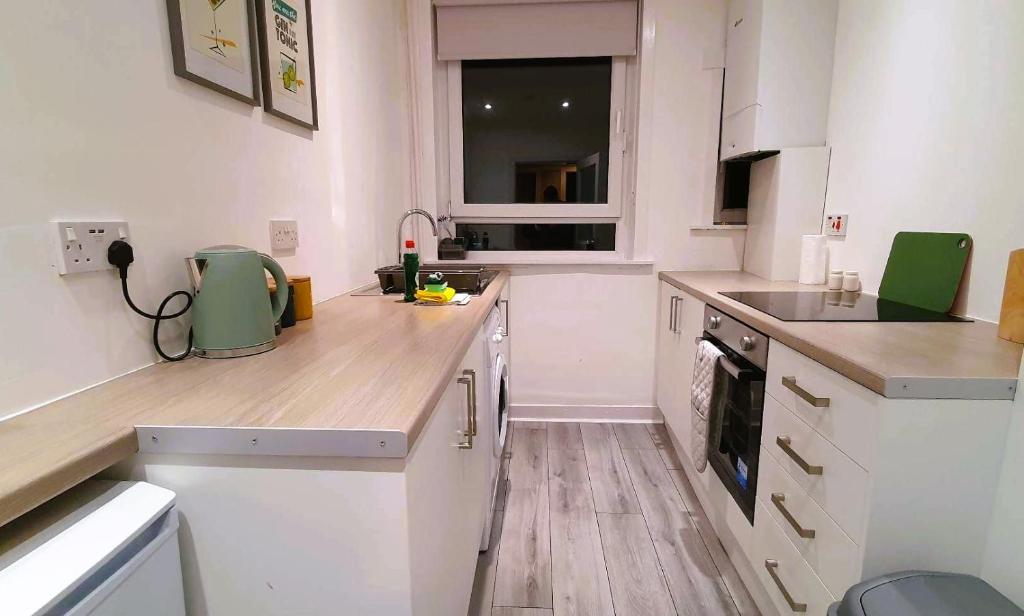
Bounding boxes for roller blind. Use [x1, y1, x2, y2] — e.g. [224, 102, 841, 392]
[435, 0, 639, 60]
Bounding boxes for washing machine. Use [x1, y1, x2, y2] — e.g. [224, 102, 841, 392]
[480, 304, 510, 550]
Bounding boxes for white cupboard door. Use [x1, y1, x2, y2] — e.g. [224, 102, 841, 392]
[406, 374, 480, 616]
[722, 0, 763, 118]
[461, 327, 491, 540]
[656, 282, 682, 428]
[669, 291, 706, 462]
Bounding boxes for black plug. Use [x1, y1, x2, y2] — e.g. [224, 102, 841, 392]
[107, 240, 135, 279]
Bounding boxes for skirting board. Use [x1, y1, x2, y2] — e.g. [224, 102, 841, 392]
[510, 404, 662, 423]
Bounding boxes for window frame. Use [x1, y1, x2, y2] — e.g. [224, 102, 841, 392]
[447, 57, 628, 219]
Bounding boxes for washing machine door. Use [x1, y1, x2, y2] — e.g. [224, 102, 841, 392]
[493, 353, 509, 456]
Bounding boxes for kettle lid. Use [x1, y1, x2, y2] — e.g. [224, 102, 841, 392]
[196, 244, 255, 255]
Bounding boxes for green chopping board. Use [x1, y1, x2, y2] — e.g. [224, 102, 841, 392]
[878, 232, 972, 313]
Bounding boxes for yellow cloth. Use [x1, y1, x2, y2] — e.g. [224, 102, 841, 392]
[415, 287, 457, 303]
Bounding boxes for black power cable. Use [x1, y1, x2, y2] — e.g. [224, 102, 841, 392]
[108, 240, 194, 362]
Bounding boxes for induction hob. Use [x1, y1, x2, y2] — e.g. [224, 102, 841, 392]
[719, 291, 971, 322]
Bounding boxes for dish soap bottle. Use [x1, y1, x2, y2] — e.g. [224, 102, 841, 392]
[403, 240, 419, 302]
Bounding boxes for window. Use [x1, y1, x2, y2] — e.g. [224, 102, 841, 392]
[449, 57, 627, 219]
[455, 223, 616, 251]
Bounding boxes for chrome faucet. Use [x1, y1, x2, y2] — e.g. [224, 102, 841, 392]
[396, 208, 438, 264]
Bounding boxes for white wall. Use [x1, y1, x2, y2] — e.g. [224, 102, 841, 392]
[0, 0, 414, 419]
[823, 0, 1024, 322]
[408, 0, 744, 415]
[508, 0, 746, 414]
[634, 0, 747, 272]
[507, 265, 659, 416]
[819, 0, 1024, 604]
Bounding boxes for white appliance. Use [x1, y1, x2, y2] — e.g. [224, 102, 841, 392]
[0, 481, 185, 616]
[480, 305, 510, 550]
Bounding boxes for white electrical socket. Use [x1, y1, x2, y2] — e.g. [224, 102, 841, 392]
[270, 219, 299, 250]
[825, 213, 849, 237]
[52, 221, 130, 275]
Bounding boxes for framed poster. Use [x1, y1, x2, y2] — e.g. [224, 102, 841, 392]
[167, 0, 261, 105]
[255, 0, 319, 130]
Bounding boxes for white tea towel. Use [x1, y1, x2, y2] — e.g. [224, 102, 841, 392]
[691, 340, 724, 472]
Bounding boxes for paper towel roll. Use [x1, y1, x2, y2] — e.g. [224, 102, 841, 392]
[798, 235, 828, 285]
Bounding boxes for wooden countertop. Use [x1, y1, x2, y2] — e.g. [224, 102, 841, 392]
[0, 272, 508, 528]
[660, 271, 1022, 399]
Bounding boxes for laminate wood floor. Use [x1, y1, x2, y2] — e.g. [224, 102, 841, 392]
[471, 421, 760, 616]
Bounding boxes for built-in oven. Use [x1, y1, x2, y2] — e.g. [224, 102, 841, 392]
[700, 306, 768, 524]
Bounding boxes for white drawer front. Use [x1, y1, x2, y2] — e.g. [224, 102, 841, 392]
[757, 445, 863, 597]
[767, 342, 879, 469]
[752, 499, 836, 616]
[762, 395, 869, 541]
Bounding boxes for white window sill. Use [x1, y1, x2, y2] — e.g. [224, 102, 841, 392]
[689, 224, 748, 231]
[427, 252, 654, 267]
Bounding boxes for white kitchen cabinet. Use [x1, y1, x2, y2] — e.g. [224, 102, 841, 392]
[408, 324, 490, 614]
[720, 0, 838, 160]
[722, 0, 763, 119]
[108, 324, 493, 616]
[655, 281, 683, 435]
[751, 499, 836, 616]
[762, 341, 1013, 582]
[655, 282, 706, 462]
[655, 295, 1016, 616]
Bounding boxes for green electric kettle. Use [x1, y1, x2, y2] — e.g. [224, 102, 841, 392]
[186, 245, 289, 358]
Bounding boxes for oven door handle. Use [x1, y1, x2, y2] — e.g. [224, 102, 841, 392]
[718, 356, 750, 380]
[696, 337, 761, 381]
[718, 356, 741, 379]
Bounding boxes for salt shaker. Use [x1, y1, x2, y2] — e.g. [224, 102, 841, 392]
[827, 269, 844, 290]
[842, 271, 861, 292]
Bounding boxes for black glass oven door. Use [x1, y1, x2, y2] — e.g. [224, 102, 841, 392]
[707, 350, 765, 525]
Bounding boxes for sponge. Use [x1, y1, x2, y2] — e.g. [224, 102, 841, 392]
[415, 287, 457, 304]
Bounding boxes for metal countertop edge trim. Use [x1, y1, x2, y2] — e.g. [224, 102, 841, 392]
[135, 426, 410, 458]
[882, 377, 1018, 401]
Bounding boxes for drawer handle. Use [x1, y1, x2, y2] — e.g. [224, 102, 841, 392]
[776, 436, 823, 475]
[764, 560, 807, 613]
[771, 493, 816, 539]
[781, 377, 830, 408]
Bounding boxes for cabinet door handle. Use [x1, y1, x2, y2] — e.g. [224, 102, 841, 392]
[673, 295, 683, 333]
[781, 376, 830, 408]
[463, 369, 477, 436]
[771, 493, 816, 538]
[456, 376, 474, 449]
[669, 296, 679, 331]
[776, 436, 823, 475]
[764, 560, 807, 613]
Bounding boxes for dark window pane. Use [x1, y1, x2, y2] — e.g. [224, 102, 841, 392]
[455, 223, 615, 251]
[462, 58, 612, 204]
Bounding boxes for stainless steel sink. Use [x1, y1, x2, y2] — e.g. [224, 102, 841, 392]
[373, 264, 498, 295]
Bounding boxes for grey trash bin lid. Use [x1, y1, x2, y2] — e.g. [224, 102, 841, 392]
[831, 571, 1022, 616]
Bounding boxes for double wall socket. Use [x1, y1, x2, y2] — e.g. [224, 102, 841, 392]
[270, 219, 299, 250]
[53, 221, 129, 275]
[825, 213, 849, 237]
